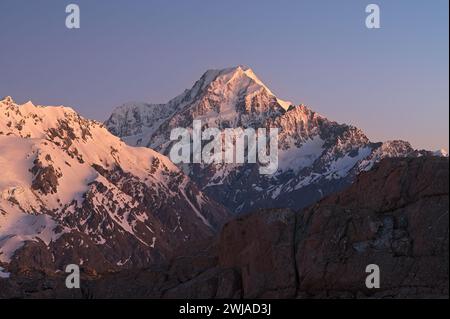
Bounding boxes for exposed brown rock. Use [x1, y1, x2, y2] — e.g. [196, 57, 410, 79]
[162, 156, 449, 299]
[294, 156, 449, 298]
[30, 159, 60, 195]
[218, 209, 297, 298]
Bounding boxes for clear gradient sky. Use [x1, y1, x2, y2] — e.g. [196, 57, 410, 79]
[0, 0, 448, 150]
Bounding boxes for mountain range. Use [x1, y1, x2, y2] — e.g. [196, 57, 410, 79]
[106, 66, 445, 214]
[0, 66, 447, 296]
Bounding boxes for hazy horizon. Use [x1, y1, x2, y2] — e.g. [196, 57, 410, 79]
[0, 0, 448, 150]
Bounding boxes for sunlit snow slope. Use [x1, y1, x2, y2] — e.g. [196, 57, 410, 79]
[0, 96, 229, 272]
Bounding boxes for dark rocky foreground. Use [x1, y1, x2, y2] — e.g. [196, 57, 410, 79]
[0, 156, 448, 299]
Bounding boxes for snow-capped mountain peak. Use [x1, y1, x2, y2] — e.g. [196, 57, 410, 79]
[105, 66, 442, 214]
[106, 66, 293, 146]
[202, 65, 268, 91]
[200, 66, 292, 111]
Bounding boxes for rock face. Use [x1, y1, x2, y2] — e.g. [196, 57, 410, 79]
[2, 156, 446, 298]
[217, 209, 297, 298]
[163, 156, 449, 299]
[0, 97, 230, 275]
[106, 66, 440, 214]
[294, 156, 449, 298]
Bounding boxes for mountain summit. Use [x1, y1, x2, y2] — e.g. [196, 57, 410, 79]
[106, 67, 440, 214]
[106, 66, 292, 146]
[198, 65, 292, 110]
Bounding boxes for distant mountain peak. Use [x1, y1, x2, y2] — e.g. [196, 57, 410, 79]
[105, 66, 442, 214]
[199, 66, 292, 110]
[105, 66, 296, 144]
[203, 65, 261, 84]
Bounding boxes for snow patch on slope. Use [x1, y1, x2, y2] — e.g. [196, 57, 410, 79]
[0, 211, 60, 263]
[278, 135, 325, 173]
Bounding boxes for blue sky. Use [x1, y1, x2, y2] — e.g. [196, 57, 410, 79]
[0, 0, 448, 150]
